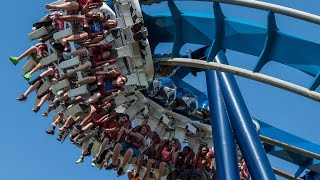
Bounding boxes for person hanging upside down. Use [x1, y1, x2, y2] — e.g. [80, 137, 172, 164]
[58, 43, 116, 81]
[167, 146, 195, 180]
[106, 125, 151, 176]
[181, 146, 212, 180]
[143, 138, 181, 180]
[51, 12, 117, 47]
[9, 42, 47, 66]
[128, 131, 161, 180]
[73, 70, 127, 104]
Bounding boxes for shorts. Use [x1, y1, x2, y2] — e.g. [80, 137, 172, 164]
[74, 42, 83, 50]
[153, 161, 173, 176]
[120, 142, 140, 157]
[36, 80, 44, 90]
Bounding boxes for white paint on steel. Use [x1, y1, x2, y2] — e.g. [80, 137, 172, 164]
[158, 58, 320, 102]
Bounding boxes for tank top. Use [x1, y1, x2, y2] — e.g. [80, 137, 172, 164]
[89, 21, 104, 33]
[103, 79, 113, 90]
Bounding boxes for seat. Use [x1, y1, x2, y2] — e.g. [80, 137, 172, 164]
[53, 27, 73, 40]
[39, 53, 59, 66]
[22, 56, 37, 74]
[28, 27, 48, 41]
[52, 79, 70, 94]
[68, 85, 88, 98]
[63, 104, 83, 117]
[116, 45, 133, 58]
[58, 56, 80, 70]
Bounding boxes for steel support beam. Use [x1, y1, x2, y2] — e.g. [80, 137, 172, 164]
[205, 52, 239, 179]
[215, 50, 276, 180]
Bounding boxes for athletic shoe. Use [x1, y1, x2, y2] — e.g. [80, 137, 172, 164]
[76, 156, 84, 164]
[117, 167, 125, 176]
[45, 129, 55, 135]
[16, 94, 27, 101]
[57, 134, 62, 141]
[42, 112, 49, 117]
[9, 56, 19, 65]
[32, 105, 40, 113]
[105, 163, 117, 170]
[24, 72, 32, 81]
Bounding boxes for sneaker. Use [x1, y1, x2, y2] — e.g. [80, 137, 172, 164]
[16, 94, 27, 101]
[117, 167, 125, 176]
[42, 112, 49, 117]
[91, 157, 100, 167]
[24, 72, 32, 81]
[45, 129, 55, 135]
[57, 134, 63, 141]
[105, 163, 117, 170]
[32, 106, 40, 113]
[76, 156, 84, 164]
[9, 56, 19, 65]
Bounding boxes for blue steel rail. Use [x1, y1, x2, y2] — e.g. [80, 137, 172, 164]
[258, 119, 320, 177]
[141, 0, 320, 178]
[159, 57, 320, 176]
[143, 10, 320, 90]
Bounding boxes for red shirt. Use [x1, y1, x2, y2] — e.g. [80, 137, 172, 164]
[102, 120, 121, 140]
[193, 155, 211, 171]
[78, 0, 88, 9]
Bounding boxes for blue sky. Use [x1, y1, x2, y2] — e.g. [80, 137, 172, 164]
[1, 0, 320, 179]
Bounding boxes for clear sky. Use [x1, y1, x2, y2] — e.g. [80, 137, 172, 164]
[1, 0, 320, 180]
